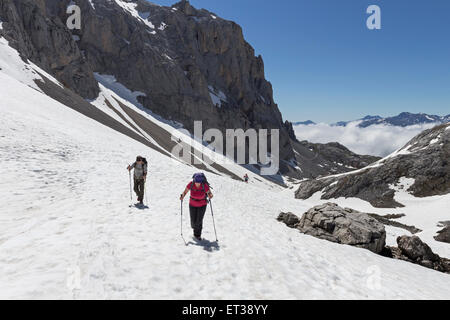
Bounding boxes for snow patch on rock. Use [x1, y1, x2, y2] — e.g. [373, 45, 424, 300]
[88, 0, 95, 9]
[389, 177, 415, 194]
[94, 73, 146, 109]
[208, 85, 227, 107]
[158, 22, 168, 31]
[114, 0, 155, 29]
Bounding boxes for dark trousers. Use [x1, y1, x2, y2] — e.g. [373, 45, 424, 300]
[189, 205, 207, 237]
[134, 178, 145, 202]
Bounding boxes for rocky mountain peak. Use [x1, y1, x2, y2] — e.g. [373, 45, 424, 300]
[0, 0, 384, 179]
[0, 0, 299, 172]
[172, 0, 195, 15]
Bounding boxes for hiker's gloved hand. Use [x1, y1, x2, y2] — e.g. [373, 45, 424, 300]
[180, 194, 184, 201]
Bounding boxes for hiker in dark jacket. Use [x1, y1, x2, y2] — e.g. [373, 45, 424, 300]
[180, 173, 213, 241]
[127, 156, 147, 205]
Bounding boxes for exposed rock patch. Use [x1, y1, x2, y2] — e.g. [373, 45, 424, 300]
[387, 236, 450, 273]
[434, 226, 450, 244]
[289, 139, 380, 180]
[368, 213, 422, 234]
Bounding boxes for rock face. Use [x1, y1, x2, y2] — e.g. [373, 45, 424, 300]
[0, 0, 99, 99]
[295, 123, 450, 207]
[0, 0, 296, 169]
[0, 0, 381, 179]
[389, 236, 450, 273]
[0, 0, 380, 178]
[434, 226, 450, 244]
[278, 203, 386, 254]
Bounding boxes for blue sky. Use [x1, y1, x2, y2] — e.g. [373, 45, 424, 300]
[151, 0, 450, 123]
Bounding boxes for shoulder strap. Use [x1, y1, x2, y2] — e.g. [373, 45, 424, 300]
[202, 183, 209, 200]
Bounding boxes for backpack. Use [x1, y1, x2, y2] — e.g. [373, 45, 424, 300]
[192, 172, 207, 184]
[190, 173, 212, 197]
[142, 157, 148, 165]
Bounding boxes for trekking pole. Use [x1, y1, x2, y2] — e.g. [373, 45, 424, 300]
[180, 199, 183, 237]
[180, 199, 188, 246]
[208, 198, 218, 242]
[144, 180, 149, 206]
[128, 169, 132, 202]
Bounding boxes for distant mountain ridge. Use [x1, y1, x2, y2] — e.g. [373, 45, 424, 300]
[336, 112, 450, 128]
[294, 112, 450, 128]
[292, 120, 316, 126]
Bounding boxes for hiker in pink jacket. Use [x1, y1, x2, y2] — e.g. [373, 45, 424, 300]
[180, 173, 213, 241]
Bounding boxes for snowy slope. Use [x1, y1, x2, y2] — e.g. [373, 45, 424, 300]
[1, 42, 450, 299]
[91, 72, 282, 191]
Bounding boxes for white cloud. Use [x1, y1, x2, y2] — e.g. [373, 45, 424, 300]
[293, 122, 438, 157]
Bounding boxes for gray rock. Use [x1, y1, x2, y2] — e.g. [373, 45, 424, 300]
[277, 212, 300, 228]
[438, 221, 450, 227]
[390, 236, 450, 273]
[434, 226, 450, 244]
[397, 235, 439, 262]
[296, 203, 386, 253]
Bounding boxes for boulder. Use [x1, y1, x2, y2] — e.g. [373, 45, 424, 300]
[397, 235, 439, 262]
[391, 236, 450, 273]
[277, 212, 300, 228]
[434, 226, 450, 244]
[296, 203, 386, 254]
